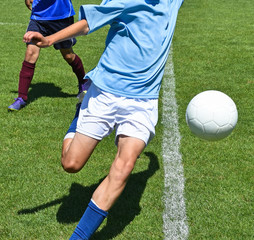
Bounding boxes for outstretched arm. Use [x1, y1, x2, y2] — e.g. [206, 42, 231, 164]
[23, 19, 89, 48]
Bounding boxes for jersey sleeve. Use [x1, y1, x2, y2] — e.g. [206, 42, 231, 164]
[79, 0, 125, 34]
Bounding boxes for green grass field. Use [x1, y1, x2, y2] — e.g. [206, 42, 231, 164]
[0, 0, 253, 239]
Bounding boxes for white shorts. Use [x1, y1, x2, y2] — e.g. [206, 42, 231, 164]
[77, 83, 158, 145]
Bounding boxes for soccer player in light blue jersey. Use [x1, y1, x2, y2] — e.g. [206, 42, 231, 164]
[8, 0, 87, 111]
[23, 0, 184, 238]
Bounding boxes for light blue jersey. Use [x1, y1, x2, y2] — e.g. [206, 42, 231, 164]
[31, 0, 75, 20]
[80, 0, 184, 99]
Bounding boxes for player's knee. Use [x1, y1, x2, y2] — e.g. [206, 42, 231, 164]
[61, 158, 81, 173]
[25, 48, 39, 63]
[62, 52, 75, 63]
[113, 157, 136, 182]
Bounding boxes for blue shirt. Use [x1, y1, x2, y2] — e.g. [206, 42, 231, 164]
[31, 0, 75, 20]
[80, 0, 184, 99]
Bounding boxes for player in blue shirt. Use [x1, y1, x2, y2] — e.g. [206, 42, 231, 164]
[8, 0, 87, 111]
[24, 0, 184, 239]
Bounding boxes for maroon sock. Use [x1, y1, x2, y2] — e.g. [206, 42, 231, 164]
[18, 61, 35, 101]
[69, 55, 85, 84]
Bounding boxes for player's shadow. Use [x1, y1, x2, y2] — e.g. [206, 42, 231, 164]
[17, 152, 159, 239]
[11, 82, 76, 105]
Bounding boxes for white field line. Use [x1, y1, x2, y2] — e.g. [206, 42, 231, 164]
[162, 47, 189, 240]
[0, 22, 26, 26]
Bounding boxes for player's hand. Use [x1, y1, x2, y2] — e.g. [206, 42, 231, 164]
[23, 32, 51, 48]
[25, 0, 33, 10]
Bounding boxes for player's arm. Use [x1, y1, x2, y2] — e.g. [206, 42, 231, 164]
[25, 0, 33, 10]
[23, 19, 89, 48]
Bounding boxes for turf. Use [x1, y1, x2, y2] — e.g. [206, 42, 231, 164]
[0, 0, 253, 239]
[174, 0, 254, 239]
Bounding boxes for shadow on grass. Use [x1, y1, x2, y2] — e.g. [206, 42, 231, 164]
[18, 152, 159, 239]
[10, 82, 76, 104]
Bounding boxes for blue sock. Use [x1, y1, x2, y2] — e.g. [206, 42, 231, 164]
[69, 200, 108, 240]
[65, 104, 81, 136]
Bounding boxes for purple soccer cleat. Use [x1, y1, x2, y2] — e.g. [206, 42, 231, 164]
[8, 97, 27, 111]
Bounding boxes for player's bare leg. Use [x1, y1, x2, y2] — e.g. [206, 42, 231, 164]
[60, 47, 86, 96]
[60, 47, 76, 63]
[68, 135, 145, 239]
[25, 44, 40, 63]
[8, 44, 40, 111]
[61, 132, 99, 173]
[92, 135, 146, 211]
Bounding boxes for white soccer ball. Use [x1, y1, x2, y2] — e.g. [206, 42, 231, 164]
[186, 90, 238, 141]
